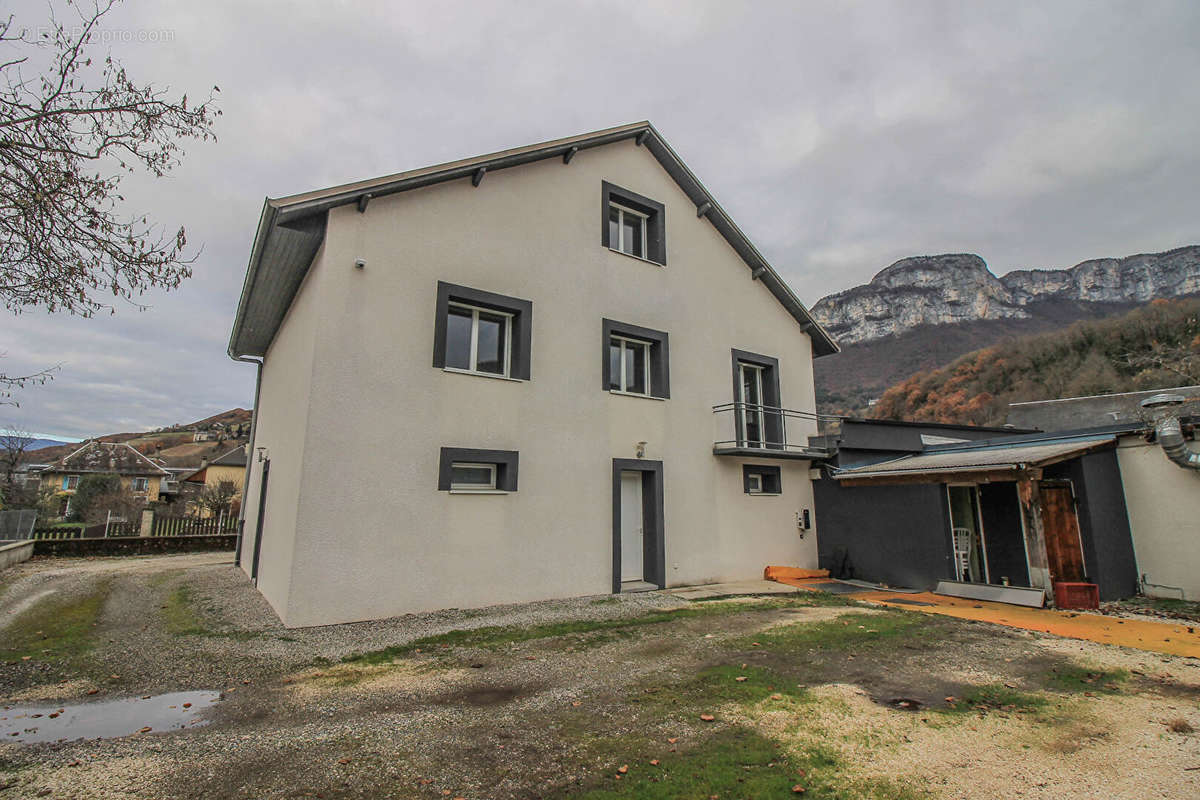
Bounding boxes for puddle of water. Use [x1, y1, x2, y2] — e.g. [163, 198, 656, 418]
[0, 691, 221, 744]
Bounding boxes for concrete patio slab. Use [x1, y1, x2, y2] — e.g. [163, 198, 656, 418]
[666, 580, 805, 601]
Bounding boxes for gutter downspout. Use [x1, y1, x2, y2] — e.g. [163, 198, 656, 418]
[232, 355, 264, 566]
[1140, 394, 1200, 470]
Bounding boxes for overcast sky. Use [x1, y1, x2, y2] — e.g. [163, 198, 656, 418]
[3, 0, 1199, 440]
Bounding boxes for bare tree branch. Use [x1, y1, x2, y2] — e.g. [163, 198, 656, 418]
[0, 0, 218, 400]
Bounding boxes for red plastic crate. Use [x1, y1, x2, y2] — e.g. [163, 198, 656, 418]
[1054, 582, 1099, 610]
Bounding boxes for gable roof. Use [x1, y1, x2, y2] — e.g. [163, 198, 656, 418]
[43, 441, 171, 477]
[211, 446, 248, 467]
[227, 121, 838, 360]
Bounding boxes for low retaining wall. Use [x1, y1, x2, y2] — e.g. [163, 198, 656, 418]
[32, 534, 236, 558]
[0, 539, 35, 569]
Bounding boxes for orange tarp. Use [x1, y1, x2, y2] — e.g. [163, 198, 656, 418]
[771, 576, 1200, 659]
[764, 566, 830, 581]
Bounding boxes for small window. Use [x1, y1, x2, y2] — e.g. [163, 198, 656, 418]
[450, 462, 497, 491]
[601, 319, 670, 399]
[438, 447, 519, 492]
[445, 302, 512, 377]
[131, 477, 149, 492]
[63, 475, 80, 490]
[433, 282, 532, 381]
[609, 335, 650, 395]
[601, 182, 666, 265]
[743, 465, 781, 495]
[608, 203, 648, 259]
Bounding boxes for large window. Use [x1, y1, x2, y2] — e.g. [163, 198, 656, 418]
[601, 182, 666, 265]
[131, 477, 149, 492]
[433, 282, 532, 381]
[602, 319, 670, 399]
[438, 448, 519, 493]
[730, 349, 782, 449]
[62, 474, 80, 490]
[445, 302, 512, 376]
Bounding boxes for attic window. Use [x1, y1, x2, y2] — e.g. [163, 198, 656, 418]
[63, 475, 80, 490]
[601, 182, 665, 265]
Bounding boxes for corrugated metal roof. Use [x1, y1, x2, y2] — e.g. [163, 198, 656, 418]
[833, 436, 1115, 481]
[227, 121, 838, 360]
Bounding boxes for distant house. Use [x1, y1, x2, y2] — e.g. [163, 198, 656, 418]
[38, 441, 172, 516]
[183, 445, 248, 515]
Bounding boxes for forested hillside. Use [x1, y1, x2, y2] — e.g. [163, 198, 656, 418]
[870, 299, 1200, 426]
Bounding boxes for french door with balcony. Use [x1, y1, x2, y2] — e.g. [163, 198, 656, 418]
[737, 362, 766, 447]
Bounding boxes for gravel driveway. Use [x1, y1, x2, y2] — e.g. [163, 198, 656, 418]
[1, 553, 1198, 799]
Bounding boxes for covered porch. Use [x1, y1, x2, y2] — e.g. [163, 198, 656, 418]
[832, 436, 1125, 606]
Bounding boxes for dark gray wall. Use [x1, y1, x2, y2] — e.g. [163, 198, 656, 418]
[814, 478, 955, 590]
[1044, 451, 1138, 601]
[979, 483, 1030, 588]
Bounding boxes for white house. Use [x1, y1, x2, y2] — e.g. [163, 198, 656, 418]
[228, 122, 838, 627]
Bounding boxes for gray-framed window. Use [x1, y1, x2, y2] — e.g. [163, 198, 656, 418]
[731, 349, 782, 449]
[438, 447, 519, 493]
[433, 282, 532, 381]
[602, 319, 670, 399]
[742, 464, 781, 495]
[601, 182, 666, 265]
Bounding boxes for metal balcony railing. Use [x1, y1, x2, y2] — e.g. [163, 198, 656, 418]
[712, 401, 833, 459]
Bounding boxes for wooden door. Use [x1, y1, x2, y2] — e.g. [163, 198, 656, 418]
[1041, 483, 1086, 583]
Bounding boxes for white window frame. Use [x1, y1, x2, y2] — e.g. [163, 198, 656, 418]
[746, 473, 764, 494]
[63, 474, 80, 490]
[610, 334, 652, 396]
[131, 477, 149, 493]
[737, 362, 767, 448]
[610, 202, 649, 258]
[445, 302, 513, 378]
[449, 462, 498, 492]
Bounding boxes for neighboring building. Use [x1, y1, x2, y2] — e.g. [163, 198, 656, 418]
[38, 441, 172, 516]
[183, 445, 248, 515]
[228, 122, 838, 627]
[1008, 386, 1200, 431]
[814, 419, 1140, 603]
[1008, 387, 1200, 602]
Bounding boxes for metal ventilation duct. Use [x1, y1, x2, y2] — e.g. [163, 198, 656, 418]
[1140, 394, 1200, 470]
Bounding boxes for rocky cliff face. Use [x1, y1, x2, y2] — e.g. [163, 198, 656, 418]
[811, 246, 1200, 344]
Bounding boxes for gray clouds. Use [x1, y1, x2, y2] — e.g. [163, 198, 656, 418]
[3, 0, 1198, 437]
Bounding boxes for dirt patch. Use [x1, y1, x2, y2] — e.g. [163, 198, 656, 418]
[4, 555, 1200, 799]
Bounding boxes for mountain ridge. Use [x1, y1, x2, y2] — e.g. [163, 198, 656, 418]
[811, 245, 1200, 345]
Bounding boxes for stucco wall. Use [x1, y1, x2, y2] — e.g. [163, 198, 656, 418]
[815, 478, 954, 590]
[237, 243, 325, 616]
[1117, 436, 1200, 600]
[249, 140, 822, 627]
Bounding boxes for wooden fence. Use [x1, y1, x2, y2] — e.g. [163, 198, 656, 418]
[28, 513, 236, 540]
[151, 514, 237, 537]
